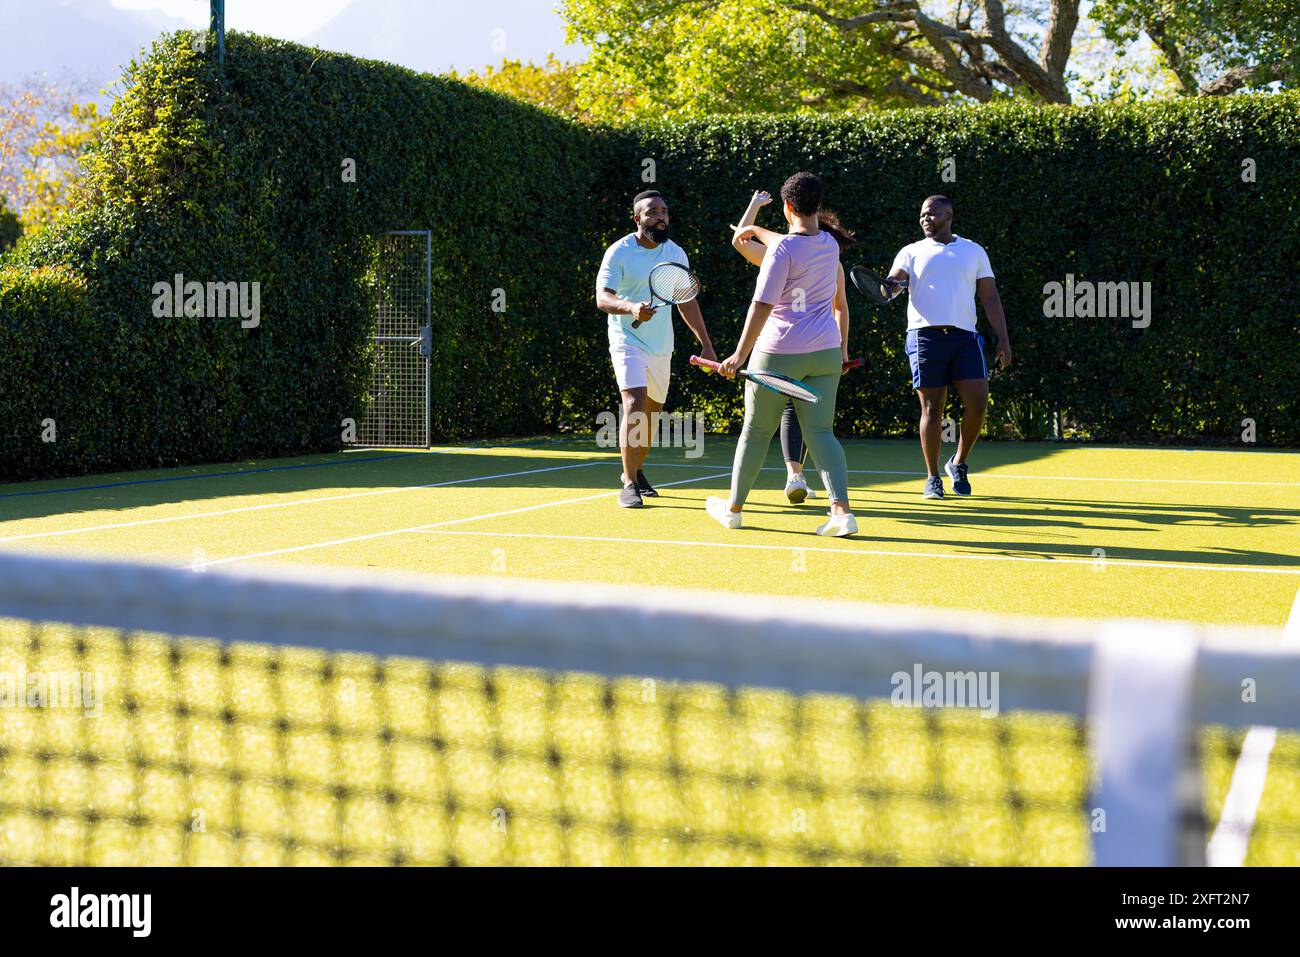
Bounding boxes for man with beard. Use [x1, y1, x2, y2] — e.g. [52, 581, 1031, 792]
[596, 190, 717, 507]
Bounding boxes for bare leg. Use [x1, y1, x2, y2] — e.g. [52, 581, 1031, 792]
[951, 377, 989, 464]
[917, 386, 947, 476]
[629, 395, 663, 477]
[619, 387, 648, 484]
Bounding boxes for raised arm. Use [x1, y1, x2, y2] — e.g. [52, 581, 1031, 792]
[730, 190, 773, 267]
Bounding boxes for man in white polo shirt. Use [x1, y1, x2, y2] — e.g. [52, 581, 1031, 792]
[596, 190, 717, 508]
[885, 196, 1011, 499]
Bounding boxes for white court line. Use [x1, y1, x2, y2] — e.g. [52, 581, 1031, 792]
[196, 471, 732, 569]
[0, 461, 607, 545]
[408, 529, 1300, 576]
[5, 455, 1292, 548]
[1206, 586, 1300, 866]
[642, 463, 1299, 488]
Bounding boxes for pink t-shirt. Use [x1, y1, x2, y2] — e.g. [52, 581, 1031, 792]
[751, 231, 842, 355]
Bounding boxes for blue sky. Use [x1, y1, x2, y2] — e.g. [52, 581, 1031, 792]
[110, 0, 376, 40]
[4, 1, 1168, 104]
[0, 0, 584, 94]
[108, 0, 585, 70]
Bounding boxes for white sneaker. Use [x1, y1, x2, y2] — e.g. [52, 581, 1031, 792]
[706, 496, 742, 529]
[784, 473, 810, 504]
[815, 513, 857, 537]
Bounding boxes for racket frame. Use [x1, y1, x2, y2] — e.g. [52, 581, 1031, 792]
[849, 264, 906, 305]
[690, 355, 820, 403]
[631, 262, 701, 329]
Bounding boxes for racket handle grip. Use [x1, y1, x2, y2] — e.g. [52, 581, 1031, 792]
[842, 357, 865, 371]
[690, 355, 723, 372]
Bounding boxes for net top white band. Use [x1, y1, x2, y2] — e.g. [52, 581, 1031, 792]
[0, 550, 1294, 729]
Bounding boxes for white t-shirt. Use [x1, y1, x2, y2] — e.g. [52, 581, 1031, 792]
[596, 234, 689, 356]
[890, 235, 994, 333]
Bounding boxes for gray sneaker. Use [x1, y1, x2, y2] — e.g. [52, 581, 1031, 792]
[619, 482, 643, 508]
[944, 456, 971, 496]
[923, 475, 945, 499]
[635, 469, 659, 497]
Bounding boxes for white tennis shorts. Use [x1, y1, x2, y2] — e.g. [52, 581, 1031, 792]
[610, 343, 672, 403]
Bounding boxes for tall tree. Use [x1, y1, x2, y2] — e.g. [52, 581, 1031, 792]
[1090, 0, 1300, 95]
[561, 0, 1297, 120]
[454, 54, 587, 121]
[561, 0, 1086, 119]
[0, 80, 105, 233]
[20, 101, 105, 234]
[562, 0, 925, 119]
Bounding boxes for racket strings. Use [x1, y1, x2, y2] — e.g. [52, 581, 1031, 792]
[748, 372, 818, 403]
[650, 265, 700, 304]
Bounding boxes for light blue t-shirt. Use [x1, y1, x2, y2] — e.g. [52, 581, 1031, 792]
[596, 234, 689, 356]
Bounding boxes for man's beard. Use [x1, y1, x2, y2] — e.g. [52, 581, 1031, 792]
[649, 224, 669, 243]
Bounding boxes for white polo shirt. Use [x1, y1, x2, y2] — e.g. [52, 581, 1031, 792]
[891, 235, 994, 333]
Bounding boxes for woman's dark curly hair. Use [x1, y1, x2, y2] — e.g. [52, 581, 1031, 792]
[780, 171, 856, 251]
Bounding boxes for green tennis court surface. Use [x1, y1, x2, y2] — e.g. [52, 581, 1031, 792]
[1, 436, 1298, 866]
[2, 438, 1297, 626]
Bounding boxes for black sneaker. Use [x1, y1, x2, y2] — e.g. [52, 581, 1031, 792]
[944, 456, 971, 496]
[619, 482, 643, 508]
[923, 475, 945, 499]
[635, 469, 659, 497]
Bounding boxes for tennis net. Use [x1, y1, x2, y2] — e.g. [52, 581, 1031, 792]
[0, 550, 1297, 866]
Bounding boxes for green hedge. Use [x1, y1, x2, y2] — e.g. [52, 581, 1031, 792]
[1, 32, 606, 480]
[600, 100, 1300, 445]
[3, 34, 1297, 481]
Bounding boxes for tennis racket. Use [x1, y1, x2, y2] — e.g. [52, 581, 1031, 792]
[849, 264, 906, 305]
[631, 262, 701, 328]
[690, 355, 821, 403]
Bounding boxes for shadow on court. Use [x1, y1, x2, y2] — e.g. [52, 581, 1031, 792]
[1, 437, 1290, 543]
[0, 437, 1066, 525]
[641, 470, 1300, 569]
[639, 495, 1300, 567]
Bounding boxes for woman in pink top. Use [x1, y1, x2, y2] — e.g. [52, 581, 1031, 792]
[706, 172, 856, 537]
[730, 189, 855, 505]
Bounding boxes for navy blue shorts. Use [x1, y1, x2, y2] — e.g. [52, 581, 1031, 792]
[905, 327, 987, 389]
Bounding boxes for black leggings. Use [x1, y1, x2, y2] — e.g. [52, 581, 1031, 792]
[780, 400, 805, 464]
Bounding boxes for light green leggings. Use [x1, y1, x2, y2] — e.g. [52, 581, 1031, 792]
[730, 348, 849, 507]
